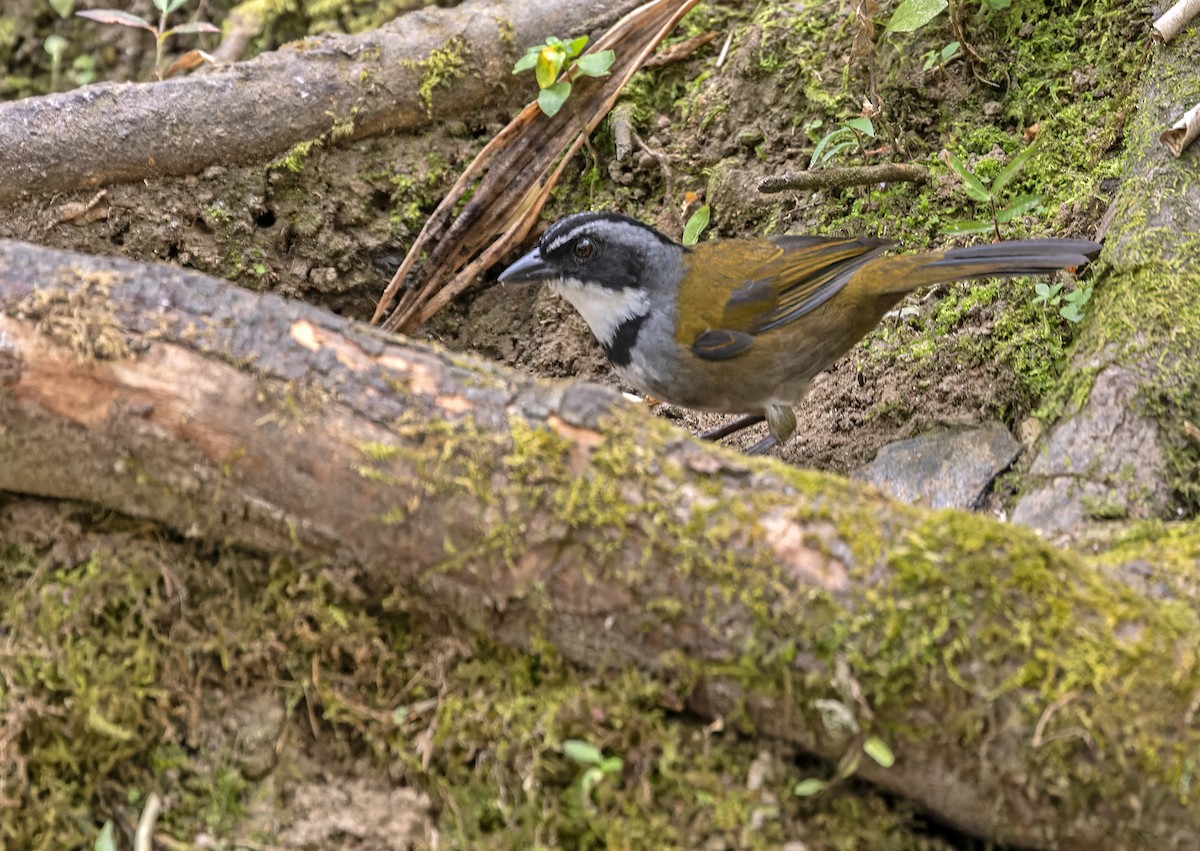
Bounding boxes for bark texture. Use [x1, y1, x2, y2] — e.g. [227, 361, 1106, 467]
[0, 0, 645, 202]
[2, 239, 1199, 850]
[1012, 33, 1200, 534]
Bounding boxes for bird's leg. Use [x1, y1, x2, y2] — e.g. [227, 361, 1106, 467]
[700, 413, 766, 441]
[759, 404, 798, 453]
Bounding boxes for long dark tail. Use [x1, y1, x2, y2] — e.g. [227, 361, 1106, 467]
[878, 238, 1101, 293]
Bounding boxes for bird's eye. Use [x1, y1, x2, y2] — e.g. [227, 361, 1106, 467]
[574, 238, 595, 259]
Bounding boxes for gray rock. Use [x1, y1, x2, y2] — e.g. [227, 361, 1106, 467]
[1012, 365, 1172, 534]
[855, 423, 1021, 510]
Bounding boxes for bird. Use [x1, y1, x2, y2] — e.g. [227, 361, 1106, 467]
[499, 212, 1101, 453]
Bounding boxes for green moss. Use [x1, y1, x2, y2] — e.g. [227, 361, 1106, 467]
[268, 138, 319, 174]
[405, 35, 471, 112]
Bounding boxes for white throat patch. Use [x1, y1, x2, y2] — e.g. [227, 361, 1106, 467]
[550, 278, 650, 347]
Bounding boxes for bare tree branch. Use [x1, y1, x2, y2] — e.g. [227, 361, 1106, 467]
[0, 0, 647, 202]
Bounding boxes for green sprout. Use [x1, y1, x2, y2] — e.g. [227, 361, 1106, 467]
[77, 0, 218, 81]
[682, 204, 710, 245]
[809, 117, 876, 168]
[1032, 279, 1093, 325]
[922, 40, 961, 71]
[561, 738, 623, 808]
[883, 0, 948, 38]
[512, 35, 615, 118]
[793, 727, 895, 799]
[44, 34, 69, 91]
[941, 141, 1044, 240]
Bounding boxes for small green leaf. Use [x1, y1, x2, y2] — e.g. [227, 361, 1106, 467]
[994, 193, 1044, 223]
[941, 151, 991, 202]
[49, 0, 75, 17]
[991, 141, 1040, 196]
[44, 34, 69, 60]
[537, 81, 571, 116]
[513, 51, 539, 74]
[566, 35, 589, 58]
[682, 204, 710, 245]
[563, 738, 603, 765]
[94, 821, 117, 851]
[165, 0, 190, 12]
[941, 40, 961, 61]
[863, 736, 895, 768]
[545, 36, 562, 46]
[599, 756, 624, 774]
[846, 117, 875, 137]
[793, 778, 826, 797]
[942, 219, 996, 235]
[884, 0, 947, 36]
[575, 50, 615, 78]
[1064, 285, 1091, 306]
[535, 46, 566, 89]
[816, 139, 856, 166]
[1060, 303, 1084, 323]
[77, 9, 156, 31]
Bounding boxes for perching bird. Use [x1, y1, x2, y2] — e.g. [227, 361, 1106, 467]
[500, 212, 1100, 452]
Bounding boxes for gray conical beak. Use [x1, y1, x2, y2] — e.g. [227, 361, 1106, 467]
[499, 246, 553, 284]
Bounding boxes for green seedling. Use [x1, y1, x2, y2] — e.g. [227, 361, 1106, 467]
[810, 117, 876, 168]
[561, 738, 623, 808]
[884, 0, 948, 38]
[44, 34, 69, 91]
[794, 734, 895, 799]
[1032, 279, 1092, 325]
[941, 141, 1044, 240]
[512, 35, 615, 118]
[77, 0, 218, 81]
[682, 204, 710, 245]
[922, 40, 961, 70]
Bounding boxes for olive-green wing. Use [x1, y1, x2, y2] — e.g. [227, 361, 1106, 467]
[685, 235, 896, 362]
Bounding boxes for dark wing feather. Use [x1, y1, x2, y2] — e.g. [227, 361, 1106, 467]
[692, 329, 755, 361]
[743, 235, 896, 334]
[679, 235, 896, 362]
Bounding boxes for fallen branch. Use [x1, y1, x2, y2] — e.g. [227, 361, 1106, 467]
[1, 239, 1198, 850]
[0, 0, 648, 202]
[758, 163, 929, 194]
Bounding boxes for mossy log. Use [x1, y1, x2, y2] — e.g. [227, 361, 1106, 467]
[1012, 32, 1200, 534]
[1, 239, 1198, 850]
[0, 0, 647, 202]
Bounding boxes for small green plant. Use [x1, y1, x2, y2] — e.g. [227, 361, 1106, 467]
[93, 820, 117, 851]
[809, 117, 876, 167]
[883, 0, 948, 38]
[921, 40, 961, 70]
[43, 34, 69, 91]
[1032, 279, 1092, 325]
[682, 203, 710, 245]
[77, 0, 218, 81]
[941, 142, 1044, 239]
[561, 738, 623, 808]
[793, 734, 895, 798]
[512, 35, 615, 118]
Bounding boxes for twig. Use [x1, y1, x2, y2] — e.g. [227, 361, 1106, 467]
[610, 101, 636, 161]
[1152, 0, 1200, 43]
[1160, 102, 1200, 157]
[716, 28, 734, 68]
[135, 793, 162, 851]
[758, 163, 928, 194]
